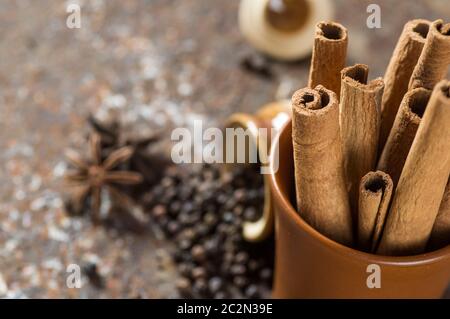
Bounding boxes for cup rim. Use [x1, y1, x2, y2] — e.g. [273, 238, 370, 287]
[269, 119, 450, 265]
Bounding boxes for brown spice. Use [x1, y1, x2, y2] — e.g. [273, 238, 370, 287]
[64, 133, 143, 223]
[377, 88, 431, 186]
[291, 85, 353, 246]
[339, 64, 384, 218]
[377, 80, 450, 256]
[308, 21, 348, 98]
[88, 114, 163, 184]
[409, 20, 450, 90]
[379, 19, 430, 149]
[358, 171, 393, 252]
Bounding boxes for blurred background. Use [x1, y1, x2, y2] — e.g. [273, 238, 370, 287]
[0, 0, 449, 298]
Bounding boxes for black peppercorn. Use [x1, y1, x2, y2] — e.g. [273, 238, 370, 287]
[143, 164, 272, 299]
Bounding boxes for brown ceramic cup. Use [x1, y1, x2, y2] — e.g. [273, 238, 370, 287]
[270, 120, 450, 298]
[224, 100, 290, 242]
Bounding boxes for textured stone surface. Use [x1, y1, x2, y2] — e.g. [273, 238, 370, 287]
[0, 0, 448, 298]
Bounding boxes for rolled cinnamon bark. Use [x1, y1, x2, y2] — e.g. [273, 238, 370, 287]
[428, 180, 450, 250]
[308, 21, 348, 98]
[377, 80, 450, 256]
[377, 88, 431, 186]
[292, 85, 353, 246]
[358, 171, 393, 252]
[409, 20, 450, 90]
[379, 19, 430, 149]
[340, 64, 384, 218]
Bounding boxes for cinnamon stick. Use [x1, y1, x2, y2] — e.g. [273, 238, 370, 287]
[292, 85, 353, 246]
[377, 88, 431, 186]
[339, 64, 384, 217]
[428, 179, 450, 250]
[379, 19, 430, 149]
[409, 20, 450, 90]
[377, 80, 450, 256]
[308, 21, 348, 98]
[358, 171, 393, 252]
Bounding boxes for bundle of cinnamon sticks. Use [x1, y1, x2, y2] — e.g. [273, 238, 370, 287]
[291, 19, 450, 256]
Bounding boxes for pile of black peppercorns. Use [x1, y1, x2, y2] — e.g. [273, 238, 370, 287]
[142, 163, 274, 298]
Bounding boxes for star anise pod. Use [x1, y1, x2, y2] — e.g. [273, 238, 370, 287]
[64, 132, 143, 223]
[88, 114, 159, 147]
[87, 114, 164, 184]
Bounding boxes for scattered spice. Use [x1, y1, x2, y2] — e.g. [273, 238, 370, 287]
[82, 262, 105, 289]
[240, 55, 274, 80]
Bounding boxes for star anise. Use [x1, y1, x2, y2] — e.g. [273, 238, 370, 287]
[88, 114, 164, 184]
[64, 132, 143, 223]
[88, 114, 159, 149]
